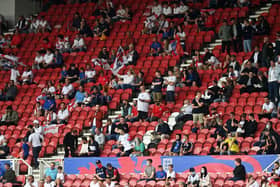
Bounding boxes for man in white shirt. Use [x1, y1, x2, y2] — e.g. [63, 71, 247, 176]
[116, 128, 132, 157]
[21, 67, 33, 84]
[24, 175, 38, 187]
[90, 176, 101, 187]
[94, 128, 105, 149]
[57, 102, 69, 124]
[137, 86, 151, 121]
[33, 120, 43, 135]
[151, 1, 162, 17]
[175, 99, 192, 123]
[61, 78, 74, 99]
[118, 70, 134, 89]
[10, 66, 20, 84]
[29, 129, 43, 168]
[162, 2, 172, 17]
[34, 51, 44, 69]
[259, 97, 276, 119]
[43, 49, 54, 68]
[104, 178, 115, 187]
[44, 176, 56, 187]
[71, 33, 86, 52]
[187, 168, 199, 186]
[268, 61, 280, 103]
[85, 64, 96, 83]
[166, 164, 176, 181]
[165, 70, 176, 102]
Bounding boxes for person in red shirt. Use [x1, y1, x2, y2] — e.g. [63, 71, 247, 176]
[204, 12, 215, 29]
[41, 37, 53, 50]
[10, 30, 21, 48]
[149, 102, 166, 122]
[97, 71, 109, 86]
[91, 105, 103, 134]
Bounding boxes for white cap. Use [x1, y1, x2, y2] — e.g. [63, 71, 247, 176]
[33, 120, 39, 124]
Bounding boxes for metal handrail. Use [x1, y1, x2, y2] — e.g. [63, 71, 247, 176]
[38, 158, 64, 180]
[0, 158, 33, 176]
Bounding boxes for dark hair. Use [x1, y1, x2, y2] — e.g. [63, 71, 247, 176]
[147, 159, 152, 163]
[249, 113, 254, 118]
[200, 166, 208, 178]
[235, 158, 242, 164]
[58, 166, 63, 170]
[168, 164, 173, 168]
[5, 163, 10, 167]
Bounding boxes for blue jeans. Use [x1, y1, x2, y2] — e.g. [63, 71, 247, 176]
[243, 39, 252, 53]
[268, 81, 279, 103]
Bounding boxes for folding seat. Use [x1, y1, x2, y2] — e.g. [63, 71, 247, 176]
[224, 180, 234, 187]
[243, 105, 253, 114]
[234, 105, 244, 115]
[193, 143, 202, 155]
[253, 104, 262, 113]
[240, 141, 251, 152]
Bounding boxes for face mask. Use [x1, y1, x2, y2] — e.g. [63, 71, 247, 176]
[192, 172, 196, 176]
[201, 170, 205, 174]
[266, 124, 270, 129]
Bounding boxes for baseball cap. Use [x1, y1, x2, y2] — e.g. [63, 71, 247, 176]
[96, 160, 101, 164]
[33, 120, 39, 124]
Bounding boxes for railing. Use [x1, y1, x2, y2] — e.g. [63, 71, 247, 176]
[0, 158, 32, 176]
[263, 155, 280, 172]
[38, 158, 63, 180]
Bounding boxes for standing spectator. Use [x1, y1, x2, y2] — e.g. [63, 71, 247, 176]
[34, 120, 43, 135]
[170, 134, 182, 156]
[231, 18, 242, 52]
[141, 159, 156, 181]
[192, 91, 204, 126]
[44, 162, 58, 181]
[106, 163, 120, 182]
[262, 37, 274, 67]
[71, 33, 86, 52]
[151, 71, 163, 102]
[10, 66, 20, 84]
[242, 19, 254, 53]
[256, 16, 270, 35]
[229, 158, 246, 181]
[71, 12, 81, 31]
[29, 128, 43, 169]
[219, 20, 232, 54]
[0, 163, 16, 183]
[268, 61, 279, 103]
[199, 166, 211, 187]
[187, 168, 200, 186]
[24, 175, 38, 187]
[137, 86, 151, 121]
[95, 160, 107, 181]
[63, 130, 78, 157]
[0, 105, 18, 126]
[156, 165, 166, 181]
[165, 70, 176, 103]
[57, 102, 69, 124]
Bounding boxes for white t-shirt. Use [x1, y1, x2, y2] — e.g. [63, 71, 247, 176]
[48, 86, 56, 93]
[166, 76, 176, 91]
[248, 181, 259, 187]
[57, 109, 69, 121]
[105, 182, 115, 187]
[72, 38, 85, 48]
[152, 5, 162, 16]
[56, 173, 64, 183]
[118, 133, 132, 151]
[62, 84, 73, 95]
[187, 174, 199, 184]
[44, 53, 54, 64]
[44, 182, 56, 187]
[173, 7, 181, 14]
[35, 55, 44, 64]
[34, 126, 43, 135]
[94, 133, 105, 146]
[85, 70, 96, 79]
[121, 74, 134, 84]
[162, 7, 172, 16]
[262, 102, 275, 113]
[90, 181, 101, 187]
[179, 5, 188, 13]
[22, 71, 33, 82]
[166, 170, 176, 179]
[28, 132, 43, 147]
[137, 92, 150, 112]
[10, 68, 20, 82]
[24, 181, 38, 187]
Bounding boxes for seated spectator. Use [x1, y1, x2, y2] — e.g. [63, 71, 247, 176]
[170, 134, 182, 156]
[62, 78, 75, 99]
[2, 80, 17, 101]
[56, 166, 64, 187]
[220, 132, 240, 155]
[42, 48, 54, 68]
[157, 15, 169, 33]
[256, 16, 270, 35]
[0, 139, 9, 159]
[95, 160, 107, 181]
[0, 163, 16, 183]
[45, 110, 57, 125]
[98, 47, 110, 61]
[94, 128, 105, 149]
[88, 136, 100, 157]
[199, 166, 211, 187]
[272, 162, 280, 176]
[21, 66, 33, 85]
[229, 158, 246, 181]
[120, 100, 132, 121]
[246, 175, 259, 187]
[37, 16, 51, 33]
[150, 37, 162, 56]
[259, 97, 276, 119]
[180, 134, 193, 156]
[57, 102, 69, 124]
[49, 49, 64, 68]
[255, 130, 278, 154]
[149, 102, 166, 122]
[155, 118, 171, 140]
[33, 50, 44, 69]
[126, 43, 139, 65]
[44, 176, 56, 187]
[25, 175, 38, 187]
[130, 137, 145, 157]
[113, 5, 131, 22]
[79, 136, 89, 157]
[90, 176, 102, 187]
[67, 64, 80, 83]
[42, 37, 53, 50]
[162, 2, 172, 18]
[117, 69, 135, 89]
[106, 163, 120, 182]
[156, 165, 166, 181]
[79, 19, 93, 37]
[0, 105, 18, 126]
[225, 112, 238, 133]
[71, 33, 86, 52]
[192, 91, 205, 126]
[71, 12, 81, 31]
[244, 113, 257, 137]
[203, 107, 220, 129]
[115, 128, 132, 157]
[95, 17, 110, 38]
[10, 30, 22, 48]
[166, 164, 176, 182]
[44, 162, 58, 181]
[55, 35, 70, 53]
[83, 64, 96, 84]
[187, 168, 200, 186]
[249, 46, 262, 67]
[74, 85, 85, 107]
[143, 10, 157, 34]
[141, 159, 156, 181]
[63, 130, 78, 157]
[175, 99, 192, 124]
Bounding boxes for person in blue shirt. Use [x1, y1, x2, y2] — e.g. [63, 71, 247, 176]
[44, 162, 58, 181]
[74, 85, 85, 106]
[22, 139, 29, 160]
[155, 165, 166, 181]
[60, 65, 67, 83]
[171, 134, 182, 156]
[43, 93, 56, 112]
[95, 160, 107, 181]
[50, 49, 64, 68]
[150, 37, 162, 56]
[79, 67, 86, 81]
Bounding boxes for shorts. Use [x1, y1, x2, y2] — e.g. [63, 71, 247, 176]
[193, 113, 204, 124]
[153, 92, 162, 102]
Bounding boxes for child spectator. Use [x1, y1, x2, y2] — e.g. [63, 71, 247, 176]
[156, 165, 166, 181]
[56, 166, 64, 187]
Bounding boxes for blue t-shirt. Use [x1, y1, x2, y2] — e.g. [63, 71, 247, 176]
[151, 42, 162, 50]
[75, 91, 85, 103]
[171, 140, 182, 153]
[156, 170, 166, 179]
[43, 98, 56, 110]
[61, 70, 67, 78]
[79, 72, 85, 80]
[45, 168, 58, 180]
